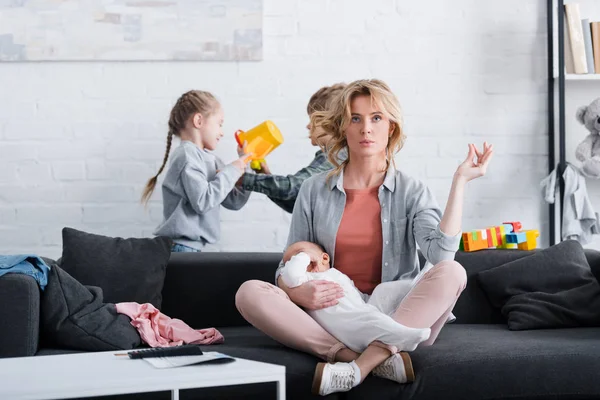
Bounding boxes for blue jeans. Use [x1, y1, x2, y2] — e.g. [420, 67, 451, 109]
[171, 243, 201, 253]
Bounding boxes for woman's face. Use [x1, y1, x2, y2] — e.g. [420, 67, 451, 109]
[344, 95, 391, 159]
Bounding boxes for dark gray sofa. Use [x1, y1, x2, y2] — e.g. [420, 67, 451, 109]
[2, 248, 600, 400]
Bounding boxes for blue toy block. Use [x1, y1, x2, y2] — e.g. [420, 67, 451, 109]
[505, 232, 526, 244]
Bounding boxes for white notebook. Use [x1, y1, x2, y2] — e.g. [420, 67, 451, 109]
[143, 352, 235, 369]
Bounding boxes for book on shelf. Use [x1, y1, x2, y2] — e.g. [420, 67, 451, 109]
[564, 13, 576, 74]
[582, 18, 596, 73]
[565, 3, 588, 74]
[592, 22, 600, 73]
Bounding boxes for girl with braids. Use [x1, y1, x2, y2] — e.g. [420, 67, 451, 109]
[142, 90, 252, 253]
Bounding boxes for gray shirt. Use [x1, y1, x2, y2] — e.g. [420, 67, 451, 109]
[153, 141, 251, 250]
[275, 166, 461, 284]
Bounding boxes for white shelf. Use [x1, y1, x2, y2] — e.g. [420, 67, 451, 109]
[565, 74, 600, 80]
[552, 73, 600, 80]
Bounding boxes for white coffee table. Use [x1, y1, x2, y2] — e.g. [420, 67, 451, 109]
[0, 351, 286, 400]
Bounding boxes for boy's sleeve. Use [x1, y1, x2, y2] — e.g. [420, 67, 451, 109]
[180, 161, 242, 214]
[241, 170, 308, 201]
[268, 198, 295, 214]
[241, 153, 332, 201]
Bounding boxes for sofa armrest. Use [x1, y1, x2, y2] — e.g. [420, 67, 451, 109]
[0, 273, 40, 357]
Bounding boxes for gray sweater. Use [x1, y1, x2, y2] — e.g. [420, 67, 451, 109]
[153, 141, 251, 250]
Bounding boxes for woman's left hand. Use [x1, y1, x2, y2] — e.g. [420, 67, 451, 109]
[455, 142, 494, 182]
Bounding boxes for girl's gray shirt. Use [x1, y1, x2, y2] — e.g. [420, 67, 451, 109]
[154, 141, 250, 250]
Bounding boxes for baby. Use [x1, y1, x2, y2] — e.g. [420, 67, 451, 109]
[281, 241, 430, 353]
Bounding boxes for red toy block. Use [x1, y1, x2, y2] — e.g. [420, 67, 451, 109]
[503, 221, 522, 232]
[485, 228, 494, 247]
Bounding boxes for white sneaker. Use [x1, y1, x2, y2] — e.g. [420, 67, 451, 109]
[372, 352, 415, 383]
[312, 362, 356, 396]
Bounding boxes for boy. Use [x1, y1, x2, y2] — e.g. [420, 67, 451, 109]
[240, 83, 346, 213]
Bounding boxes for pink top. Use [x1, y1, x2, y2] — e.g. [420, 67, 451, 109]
[334, 186, 383, 295]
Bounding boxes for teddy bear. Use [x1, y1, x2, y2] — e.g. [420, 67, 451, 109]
[575, 97, 600, 179]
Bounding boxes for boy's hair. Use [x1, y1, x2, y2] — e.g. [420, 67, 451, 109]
[306, 83, 347, 115]
[141, 90, 219, 205]
[310, 79, 406, 179]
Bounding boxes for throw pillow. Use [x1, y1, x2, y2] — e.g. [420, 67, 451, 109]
[60, 227, 172, 308]
[477, 240, 600, 330]
[40, 262, 141, 351]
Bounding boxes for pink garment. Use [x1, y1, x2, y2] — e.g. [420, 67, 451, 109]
[115, 302, 224, 348]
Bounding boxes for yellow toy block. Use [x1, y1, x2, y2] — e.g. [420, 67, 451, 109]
[517, 230, 539, 250]
[488, 225, 508, 248]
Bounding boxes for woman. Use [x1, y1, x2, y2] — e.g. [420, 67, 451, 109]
[235, 79, 494, 396]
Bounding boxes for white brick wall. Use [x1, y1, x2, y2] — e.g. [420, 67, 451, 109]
[0, 0, 551, 259]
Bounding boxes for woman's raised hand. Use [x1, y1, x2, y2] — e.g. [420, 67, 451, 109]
[454, 142, 494, 182]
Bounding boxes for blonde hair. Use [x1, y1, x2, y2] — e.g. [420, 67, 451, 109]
[310, 79, 406, 178]
[141, 90, 219, 205]
[306, 83, 347, 115]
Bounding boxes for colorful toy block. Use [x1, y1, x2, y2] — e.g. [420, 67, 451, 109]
[503, 221, 522, 233]
[461, 230, 489, 252]
[459, 221, 539, 252]
[505, 232, 526, 244]
[517, 230, 539, 250]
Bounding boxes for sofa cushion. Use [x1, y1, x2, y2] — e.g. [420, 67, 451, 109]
[161, 252, 283, 329]
[196, 326, 342, 400]
[189, 324, 600, 400]
[353, 324, 600, 400]
[60, 227, 172, 308]
[476, 240, 600, 330]
[451, 249, 533, 324]
[40, 263, 141, 351]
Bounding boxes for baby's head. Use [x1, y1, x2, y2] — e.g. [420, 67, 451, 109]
[283, 241, 330, 273]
